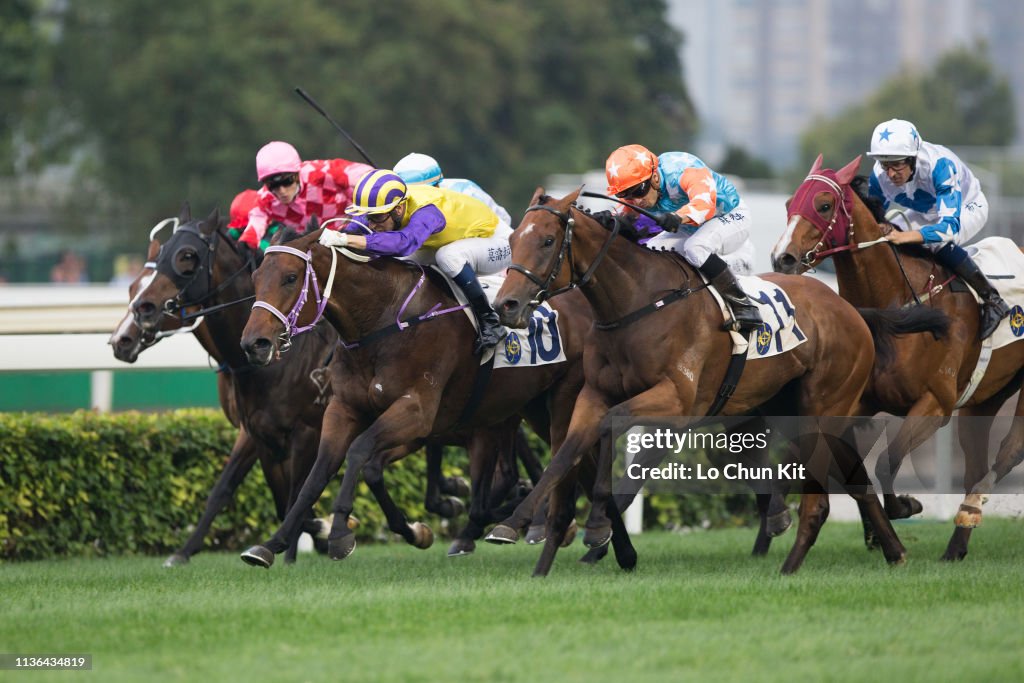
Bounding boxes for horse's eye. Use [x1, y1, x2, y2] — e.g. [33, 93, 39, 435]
[543, 236, 555, 247]
[819, 202, 832, 213]
[285, 273, 298, 285]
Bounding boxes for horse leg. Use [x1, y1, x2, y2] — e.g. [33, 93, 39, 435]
[239, 401, 363, 569]
[164, 429, 262, 567]
[780, 492, 829, 575]
[584, 380, 687, 549]
[424, 443, 465, 519]
[486, 385, 608, 545]
[532, 473, 580, 577]
[362, 447, 435, 549]
[828, 431, 907, 567]
[281, 427, 325, 564]
[326, 395, 439, 560]
[876, 396, 945, 519]
[515, 423, 547, 485]
[449, 426, 504, 557]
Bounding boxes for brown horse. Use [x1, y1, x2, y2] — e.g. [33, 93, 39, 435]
[127, 207, 503, 564]
[772, 155, 1024, 560]
[235, 224, 623, 570]
[488, 187, 939, 575]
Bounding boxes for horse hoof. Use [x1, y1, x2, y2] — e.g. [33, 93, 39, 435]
[767, 509, 792, 537]
[437, 496, 466, 519]
[240, 545, 275, 569]
[583, 525, 612, 549]
[578, 544, 609, 565]
[163, 553, 189, 567]
[447, 539, 476, 557]
[440, 475, 471, 498]
[887, 552, 907, 567]
[410, 522, 434, 549]
[525, 525, 546, 545]
[887, 495, 924, 520]
[329, 535, 357, 560]
[559, 520, 578, 548]
[485, 524, 519, 545]
[955, 505, 982, 529]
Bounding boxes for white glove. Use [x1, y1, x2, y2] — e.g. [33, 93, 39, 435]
[318, 230, 350, 248]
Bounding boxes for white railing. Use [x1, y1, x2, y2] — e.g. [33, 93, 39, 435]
[0, 284, 211, 411]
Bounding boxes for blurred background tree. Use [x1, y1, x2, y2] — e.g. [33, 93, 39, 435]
[796, 44, 1015, 179]
[3, 0, 694, 250]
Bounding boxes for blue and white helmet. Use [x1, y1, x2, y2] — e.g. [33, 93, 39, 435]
[394, 153, 443, 186]
[867, 119, 922, 162]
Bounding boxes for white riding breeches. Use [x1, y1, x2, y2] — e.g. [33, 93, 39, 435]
[645, 201, 755, 275]
[409, 222, 513, 278]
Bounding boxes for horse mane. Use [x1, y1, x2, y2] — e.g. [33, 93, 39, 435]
[849, 175, 936, 261]
[850, 176, 885, 224]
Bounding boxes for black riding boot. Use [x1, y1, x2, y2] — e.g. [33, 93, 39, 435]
[452, 264, 507, 355]
[700, 254, 763, 336]
[936, 244, 1010, 340]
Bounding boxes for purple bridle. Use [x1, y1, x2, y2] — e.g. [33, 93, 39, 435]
[251, 245, 331, 346]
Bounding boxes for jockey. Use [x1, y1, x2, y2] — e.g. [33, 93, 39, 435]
[867, 118, 1010, 339]
[227, 189, 260, 240]
[322, 169, 510, 355]
[393, 152, 513, 227]
[238, 141, 374, 251]
[604, 144, 763, 335]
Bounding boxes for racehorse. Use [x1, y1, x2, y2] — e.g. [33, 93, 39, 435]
[127, 205, 341, 564]
[771, 155, 1024, 560]
[235, 223, 626, 572]
[489, 187, 943, 574]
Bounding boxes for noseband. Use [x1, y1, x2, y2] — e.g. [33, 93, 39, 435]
[251, 244, 336, 352]
[507, 203, 619, 305]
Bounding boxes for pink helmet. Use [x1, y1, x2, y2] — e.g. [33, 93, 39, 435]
[255, 141, 301, 181]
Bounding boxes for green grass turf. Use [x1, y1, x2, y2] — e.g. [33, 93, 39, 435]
[1, 519, 1022, 682]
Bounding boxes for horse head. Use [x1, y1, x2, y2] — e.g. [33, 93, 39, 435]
[771, 155, 862, 274]
[240, 223, 327, 366]
[109, 236, 171, 362]
[132, 204, 224, 331]
[496, 186, 582, 328]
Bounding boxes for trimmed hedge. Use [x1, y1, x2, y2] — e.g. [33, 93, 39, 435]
[0, 410, 757, 562]
[0, 410, 468, 562]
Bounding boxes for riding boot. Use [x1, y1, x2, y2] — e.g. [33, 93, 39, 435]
[935, 244, 1010, 340]
[699, 253, 764, 336]
[452, 264, 507, 355]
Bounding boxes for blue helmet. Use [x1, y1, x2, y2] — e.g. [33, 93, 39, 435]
[394, 153, 443, 186]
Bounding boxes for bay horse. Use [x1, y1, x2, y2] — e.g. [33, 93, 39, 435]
[235, 223, 628, 572]
[772, 155, 1024, 560]
[128, 207, 498, 564]
[489, 187, 941, 575]
[129, 205, 340, 565]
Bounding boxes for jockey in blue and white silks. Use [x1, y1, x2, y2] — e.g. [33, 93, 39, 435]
[867, 118, 1009, 339]
[394, 153, 513, 228]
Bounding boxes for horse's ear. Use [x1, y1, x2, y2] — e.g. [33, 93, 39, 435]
[808, 154, 824, 176]
[307, 216, 320, 232]
[529, 186, 545, 207]
[178, 201, 192, 224]
[836, 155, 863, 185]
[562, 185, 583, 207]
[203, 208, 220, 234]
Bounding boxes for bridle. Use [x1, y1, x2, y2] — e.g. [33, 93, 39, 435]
[250, 244, 337, 352]
[151, 219, 256, 321]
[790, 173, 857, 268]
[507, 202, 620, 305]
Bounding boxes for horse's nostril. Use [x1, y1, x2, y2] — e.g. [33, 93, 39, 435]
[116, 336, 134, 348]
[501, 299, 519, 313]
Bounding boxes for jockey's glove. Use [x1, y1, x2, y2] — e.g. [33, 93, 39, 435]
[651, 211, 682, 233]
[318, 230, 350, 248]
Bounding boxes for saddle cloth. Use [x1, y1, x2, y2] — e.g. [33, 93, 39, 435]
[434, 267, 567, 369]
[704, 274, 808, 360]
[968, 237, 1024, 350]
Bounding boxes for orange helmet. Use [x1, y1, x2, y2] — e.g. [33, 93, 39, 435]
[605, 144, 658, 196]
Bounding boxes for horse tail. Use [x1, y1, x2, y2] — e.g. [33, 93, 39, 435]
[856, 306, 950, 367]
